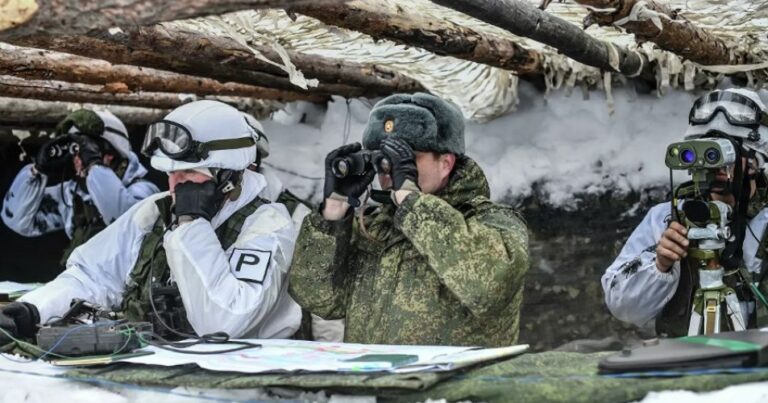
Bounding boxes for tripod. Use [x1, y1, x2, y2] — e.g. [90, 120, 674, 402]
[687, 251, 747, 335]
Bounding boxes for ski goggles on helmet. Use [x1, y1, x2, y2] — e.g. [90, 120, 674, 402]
[689, 91, 768, 129]
[142, 120, 256, 163]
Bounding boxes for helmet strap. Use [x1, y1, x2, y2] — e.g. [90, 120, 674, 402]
[212, 169, 243, 201]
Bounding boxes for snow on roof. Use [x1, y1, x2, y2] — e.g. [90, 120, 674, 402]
[165, 0, 768, 121]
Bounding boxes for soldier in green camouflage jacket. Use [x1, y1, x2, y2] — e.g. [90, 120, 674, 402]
[289, 93, 529, 347]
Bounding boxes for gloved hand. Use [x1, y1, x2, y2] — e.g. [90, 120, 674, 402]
[380, 137, 420, 192]
[74, 135, 103, 170]
[173, 180, 224, 223]
[35, 136, 75, 176]
[0, 302, 40, 346]
[323, 143, 375, 205]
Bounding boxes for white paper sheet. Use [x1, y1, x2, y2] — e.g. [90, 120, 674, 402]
[121, 339, 529, 374]
[0, 281, 42, 295]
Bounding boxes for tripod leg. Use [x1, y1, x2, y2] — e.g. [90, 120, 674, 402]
[704, 297, 719, 334]
[725, 293, 747, 331]
[714, 298, 722, 334]
[688, 308, 703, 336]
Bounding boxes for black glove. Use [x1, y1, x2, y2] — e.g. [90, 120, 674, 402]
[74, 135, 103, 169]
[323, 143, 375, 205]
[35, 136, 75, 176]
[173, 180, 224, 222]
[380, 137, 420, 192]
[0, 302, 40, 345]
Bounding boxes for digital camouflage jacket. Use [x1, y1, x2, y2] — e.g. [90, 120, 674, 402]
[289, 157, 529, 347]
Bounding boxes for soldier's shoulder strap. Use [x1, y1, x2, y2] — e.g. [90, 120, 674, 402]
[215, 195, 271, 250]
[276, 189, 313, 215]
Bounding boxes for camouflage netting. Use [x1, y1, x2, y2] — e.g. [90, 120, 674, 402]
[159, 0, 768, 121]
[63, 351, 768, 402]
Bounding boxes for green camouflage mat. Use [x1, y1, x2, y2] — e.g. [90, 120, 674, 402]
[63, 352, 768, 402]
[65, 363, 450, 396]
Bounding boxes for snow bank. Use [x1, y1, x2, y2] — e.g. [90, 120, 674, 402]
[262, 84, 702, 208]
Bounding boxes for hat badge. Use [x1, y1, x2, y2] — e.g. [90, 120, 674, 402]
[384, 119, 395, 133]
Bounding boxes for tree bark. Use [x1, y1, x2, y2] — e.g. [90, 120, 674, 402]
[0, 0, 341, 41]
[573, 0, 733, 65]
[0, 44, 328, 103]
[13, 26, 423, 98]
[0, 75, 279, 111]
[430, 0, 651, 78]
[0, 96, 169, 126]
[290, 1, 543, 75]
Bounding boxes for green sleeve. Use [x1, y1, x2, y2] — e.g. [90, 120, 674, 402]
[288, 210, 354, 320]
[394, 192, 529, 318]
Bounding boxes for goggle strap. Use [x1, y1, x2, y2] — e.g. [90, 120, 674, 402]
[194, 136, 256, 156]
[104, 127, 128, 139]
[692, 91, 765, 123]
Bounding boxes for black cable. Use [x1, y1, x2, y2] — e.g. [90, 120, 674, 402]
[669, 168, 678, 223]
[141, 332, 260, 355]
[145, 230, 261, 354]
[747, 223, 760, 243]
[342, 99, 352, 145]
[147, 235, 199, 341]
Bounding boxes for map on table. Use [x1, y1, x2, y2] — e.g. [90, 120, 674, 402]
[120, 339, 529, 374]
[0, 281, 42, 300]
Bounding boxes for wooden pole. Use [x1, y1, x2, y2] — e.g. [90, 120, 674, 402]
[430, 0, 651, 78]
[0, 96, 169, 126]
[13, 26, 424, 98]
[0, 44, 328, 102]
[573, 0, 734, 65]
[0, 0, 342, 41]
[0, 75, 278, 111]
[290, 1, 544, 75]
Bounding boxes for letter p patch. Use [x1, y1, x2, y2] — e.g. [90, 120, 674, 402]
[229, 248, 271, 283]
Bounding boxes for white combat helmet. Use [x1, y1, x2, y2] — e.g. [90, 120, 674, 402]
[241, 112, 270, 159]
[143, 100, 258, 172]
[685, 88, 768, 168]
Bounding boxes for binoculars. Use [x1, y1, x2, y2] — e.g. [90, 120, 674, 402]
[665, 138, 736, 170]
[331, 150, 391, 179]
[43, 135, 80, 160]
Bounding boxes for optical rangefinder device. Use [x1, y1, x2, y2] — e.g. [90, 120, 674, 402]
[665, 138, 737, 170]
